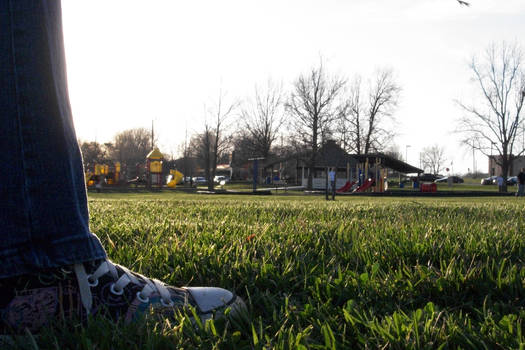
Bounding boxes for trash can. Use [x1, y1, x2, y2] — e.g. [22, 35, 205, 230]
[420, 183, 437, 193]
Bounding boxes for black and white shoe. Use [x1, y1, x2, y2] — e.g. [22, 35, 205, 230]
[0, 259, 245, 334]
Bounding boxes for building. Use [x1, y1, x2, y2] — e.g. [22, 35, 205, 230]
[297, 140, 422, 190]
[488, 155, 525, 176]
[297, 140, 357, 189]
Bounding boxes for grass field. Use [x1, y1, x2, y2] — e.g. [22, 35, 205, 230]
[27, 193, 525, 349]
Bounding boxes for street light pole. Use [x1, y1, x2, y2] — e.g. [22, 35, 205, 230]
[472, 141, 475, 176]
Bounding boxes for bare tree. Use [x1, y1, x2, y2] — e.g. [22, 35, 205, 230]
[241, 81, 285, 159]
[422, 144, 446, 175]
[109, 128, 154, 179]
[457, 42, 525, 191]
[79, 141, 109, 171]
[384, 144, 403, 161]
[176, 127, 195, 182]
[287, 62, 345, 189]
[191, 125, 214, 188]
[336, 77, 363, 154]
[337, 69, 400, 155]
[230, 130, 256, 167]
[199, 91, 238, 190]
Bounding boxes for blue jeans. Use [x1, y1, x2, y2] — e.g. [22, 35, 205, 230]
[0, 0, 106, 278]
[517, 184, 525, 197]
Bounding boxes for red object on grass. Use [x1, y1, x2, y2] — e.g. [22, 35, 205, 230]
[420, 183, 437, 192]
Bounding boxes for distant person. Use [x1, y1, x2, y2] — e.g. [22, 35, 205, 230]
[517, 168, 525, 197]
[496, 174, 505, 192]
[328, 168, 336, 200]
[0, 0, 244, 335]
[95, 175, 105, 193]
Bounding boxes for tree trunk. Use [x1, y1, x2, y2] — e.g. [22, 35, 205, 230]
[308, 119, 318, 190]
[208, 161, 215, 191]
[501, 161, 509, 193]
[307, 163, 314, 190]
[204, 160, 210, 191]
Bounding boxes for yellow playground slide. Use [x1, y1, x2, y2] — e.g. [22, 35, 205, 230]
[167, 170, 184, 188]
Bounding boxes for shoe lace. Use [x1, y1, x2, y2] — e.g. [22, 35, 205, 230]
[73, 260, 175, 312]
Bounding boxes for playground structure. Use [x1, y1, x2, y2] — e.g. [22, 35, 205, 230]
[344, 154, 419, 193]
[146, 147, 185, 189]
[86, 147, 186, 190]
[331, 157, 389, 193]
[146, 148, 163, 188]
[298, 141, 422, 193]
[85, 162, 121, 187]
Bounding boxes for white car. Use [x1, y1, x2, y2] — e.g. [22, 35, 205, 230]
[213, 175, 230, 183]
[192, 177, 207, 184]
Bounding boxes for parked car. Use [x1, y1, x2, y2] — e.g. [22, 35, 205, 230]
[411, 173, 441, 182]
[435, 176, 464, 183]
[507, 176, 518, 185]
[480, 176, 517, 185]
[213, 175, 230, 183]
[480, 176, 497, 185]
[192, 177, 207, 184]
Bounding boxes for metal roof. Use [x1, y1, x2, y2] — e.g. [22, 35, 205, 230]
[351, 153, 422, 174]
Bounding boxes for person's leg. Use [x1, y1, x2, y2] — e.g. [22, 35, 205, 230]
[1, 0, 244, 333]
[0, 0, 106, 279]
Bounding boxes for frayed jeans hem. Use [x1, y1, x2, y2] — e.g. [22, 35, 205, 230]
[0, 232, 106, 278]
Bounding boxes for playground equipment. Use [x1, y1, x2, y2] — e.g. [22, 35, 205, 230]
[146, 148, 163, 187]
[166, 169, 184, 188]
[354, 178, 375, 192]
[336, 181, 355, 193]
[85, 162, 121, 187]
[352, 156, 388, 193]
[298, 142, 422, 193]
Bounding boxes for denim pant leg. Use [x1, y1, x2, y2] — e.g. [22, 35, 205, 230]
[0, 0, 106, 278]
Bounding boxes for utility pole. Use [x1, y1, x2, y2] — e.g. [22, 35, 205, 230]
[472, 141, 475, 176]
[248, 157, 265, 193]
[151, 120, 155, 150]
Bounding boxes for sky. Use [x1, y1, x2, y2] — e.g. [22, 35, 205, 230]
[61, 0, 525, 174]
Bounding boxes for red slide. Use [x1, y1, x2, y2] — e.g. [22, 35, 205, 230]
[354, 179, 374, 192]
[336, 181, 355, 193]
